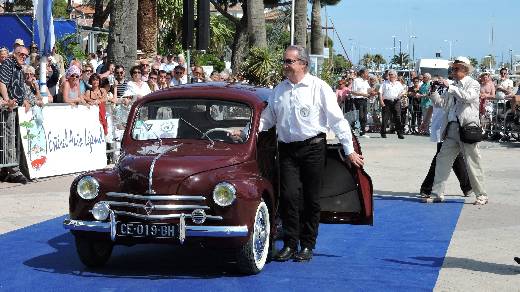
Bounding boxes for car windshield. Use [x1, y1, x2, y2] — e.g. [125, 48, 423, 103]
[131, 99, 252, 144]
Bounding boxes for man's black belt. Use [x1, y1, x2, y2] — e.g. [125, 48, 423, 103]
[279, 133, 326, 147]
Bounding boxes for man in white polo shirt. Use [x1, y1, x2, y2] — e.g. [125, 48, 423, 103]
[379, 69, 406, 139]
[496, 67, 514, 99]
[350, 69, 374, 137]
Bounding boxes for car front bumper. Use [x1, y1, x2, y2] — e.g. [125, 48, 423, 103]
[63, 213, 248, 243]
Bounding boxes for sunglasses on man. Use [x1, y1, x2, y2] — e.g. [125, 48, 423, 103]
[282, 58, 299, 65]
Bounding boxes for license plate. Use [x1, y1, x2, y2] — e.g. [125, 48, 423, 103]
[116, 222, 176, 238]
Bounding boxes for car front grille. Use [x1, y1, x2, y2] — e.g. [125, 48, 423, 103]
[102, 192, 222, 222]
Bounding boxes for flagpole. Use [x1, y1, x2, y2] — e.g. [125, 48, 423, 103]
[35, 0, 55, 104]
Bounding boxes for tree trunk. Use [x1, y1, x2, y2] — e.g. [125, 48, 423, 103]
[231, 16, 249, 72]
[137, 0, 158, 58]
[92, 0, 112, 28]
[247, 0, 266, 48]
[310, 0, 322, 55]
[294, 0, 307, 48]
[107, 0, 138, 78]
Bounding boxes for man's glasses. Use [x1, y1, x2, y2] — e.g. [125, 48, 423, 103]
[131, 71, 141, 75]
[282, 59, 299, 65]
[84, 69, 93, 73]
[17, 52, 28, 59]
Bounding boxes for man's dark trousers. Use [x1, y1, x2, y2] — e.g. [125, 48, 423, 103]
[381, 99, 403, 135]
[352, 98, 367, 135]
[279, 135, 326, 249]
[421, 142, 471, 195]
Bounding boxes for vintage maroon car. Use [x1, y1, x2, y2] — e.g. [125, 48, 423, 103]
[63, 83, 373, 274]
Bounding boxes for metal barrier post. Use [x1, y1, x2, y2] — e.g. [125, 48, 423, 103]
[0, 107, 20, 169]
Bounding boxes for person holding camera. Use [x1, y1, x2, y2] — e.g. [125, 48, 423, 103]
[424, 56, 487, 205]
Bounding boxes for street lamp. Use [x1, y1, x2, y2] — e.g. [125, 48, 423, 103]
[392, 35, 397, 57]
[510, 49, 513, 71]
[399, 39, 402, 68]
[410, 35, 417, 65]
[348, 38, 355, 64]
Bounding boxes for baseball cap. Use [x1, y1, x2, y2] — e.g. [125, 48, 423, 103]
[14, 39, 25, 46]
[453, 56, 470, 66]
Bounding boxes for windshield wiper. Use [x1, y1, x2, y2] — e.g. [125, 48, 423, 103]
[180, 117, 214, 146]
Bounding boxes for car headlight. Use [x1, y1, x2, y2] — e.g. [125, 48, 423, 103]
[77, 176, 100, 200]
[212, 182, 236, 207]
[92, 202, 110, 220]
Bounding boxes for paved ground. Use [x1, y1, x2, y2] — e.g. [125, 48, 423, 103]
[1, 134, 519, 290]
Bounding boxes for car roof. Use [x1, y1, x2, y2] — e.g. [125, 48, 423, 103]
[142, 82, 273, 105]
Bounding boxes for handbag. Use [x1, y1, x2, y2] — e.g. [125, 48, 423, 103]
[459, 121, 483, 144]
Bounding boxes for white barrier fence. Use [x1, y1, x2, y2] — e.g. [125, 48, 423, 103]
[17, 104, 109, 179]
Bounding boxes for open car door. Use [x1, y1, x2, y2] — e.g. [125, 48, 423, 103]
[257, 129, 373, 226]
[319, 133, 374, 225]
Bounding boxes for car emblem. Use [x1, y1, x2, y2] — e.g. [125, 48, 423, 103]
[300, 106, 310, 118]
[144, 200, 154, 215]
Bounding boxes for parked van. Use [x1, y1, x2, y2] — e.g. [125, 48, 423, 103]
[415, 59, 450, 78]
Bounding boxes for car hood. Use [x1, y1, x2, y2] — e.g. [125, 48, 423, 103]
[117, 142, 248, 194]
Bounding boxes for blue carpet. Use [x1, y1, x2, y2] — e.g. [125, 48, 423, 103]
[0, 196, 463, 291]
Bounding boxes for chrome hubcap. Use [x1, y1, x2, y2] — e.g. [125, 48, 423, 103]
[253, 203, 269, 264]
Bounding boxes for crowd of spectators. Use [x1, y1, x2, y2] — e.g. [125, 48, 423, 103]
[334, 66, 520, 138]
[0, 38, 236, 183]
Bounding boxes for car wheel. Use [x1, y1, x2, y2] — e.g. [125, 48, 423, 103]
[74, 235, 113, 268]
[236, 201, 270, 274]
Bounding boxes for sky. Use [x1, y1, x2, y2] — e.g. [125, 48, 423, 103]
[325, 0, 519, 66]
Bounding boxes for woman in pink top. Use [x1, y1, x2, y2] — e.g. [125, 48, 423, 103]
[336, 78, 352, 112]
[336, 79, 349, 102]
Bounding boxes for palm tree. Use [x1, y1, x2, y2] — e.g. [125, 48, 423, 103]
[391, 53, 410, 68]
[108, 0, 138, 76]
[372, 54, 386, 70]
[294, 0, 307, 47]
[310, 0, 322, 54]
[310, 0, 341, 54]
[137, 0, 158, 58]
[360, 53, 373, 69]
[247, 0, 267, 48]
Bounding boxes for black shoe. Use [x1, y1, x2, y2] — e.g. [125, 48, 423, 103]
[273, 246, 296, 262]
[6, 174, 29, 185]
[381, 133, 387, 138]
[515, 257, 520, 265]
[0, 169, 7, 182]
[293, 247, 313, 262]
[398, 134, 405, 139]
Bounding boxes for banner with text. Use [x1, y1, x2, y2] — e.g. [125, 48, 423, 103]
[18, 105, 108, 179]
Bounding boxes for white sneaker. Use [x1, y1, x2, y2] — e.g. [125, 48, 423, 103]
[473, 195, 488, 205]
[422, 194, 445, 203]
[360, 134, 370, 138]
